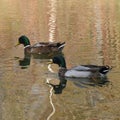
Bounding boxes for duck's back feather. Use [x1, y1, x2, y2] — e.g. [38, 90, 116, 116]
[32, 42, 65, 48]
[71, 65, 103, 71]
[71, 65, 91, 71]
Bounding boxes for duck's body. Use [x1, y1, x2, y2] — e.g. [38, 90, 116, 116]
[50, 56, 111, 78]
[64, 65, 109, 78]
[24, 42, 65, 54]
[16, 35, 65, 54]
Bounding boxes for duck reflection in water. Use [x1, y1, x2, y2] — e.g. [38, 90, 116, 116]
[69, 77, 110, 88]
[17, 52, 64, 69]
[47, 77, 67, 94]
[46, 76, 110, 94]
[18, 54, 31, 69]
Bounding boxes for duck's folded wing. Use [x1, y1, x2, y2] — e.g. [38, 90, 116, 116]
[32, 42, 65, 48]
[65, 69, 91, 78]
[71, 65, 91, 71]
[71, 65, 101, 71]
[48, 42, 65, 47]
[33, 42, 49, 47]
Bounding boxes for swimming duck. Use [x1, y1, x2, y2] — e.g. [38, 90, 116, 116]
[49, 56, 111, 78]
[15, 35, 65, 54]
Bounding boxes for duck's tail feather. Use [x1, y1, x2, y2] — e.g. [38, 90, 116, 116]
[58, 42, 66, 51]
[99, 65, 112, 75]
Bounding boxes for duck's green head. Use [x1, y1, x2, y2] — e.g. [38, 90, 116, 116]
[51, 56, 66, 68]
[16, 35, 31, 47]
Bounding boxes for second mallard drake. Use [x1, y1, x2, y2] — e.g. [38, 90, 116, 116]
[15, 35, 65, 54]
[49, 56, 111, 78]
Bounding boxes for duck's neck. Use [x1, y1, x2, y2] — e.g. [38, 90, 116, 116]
[59, 67, 67, 77]
[23, 39, 31, 47]
[59, 65, 66, 68]
[58, 62, 67, 77]
[24, 45, 31, 49]
[59, 59, 66, 68]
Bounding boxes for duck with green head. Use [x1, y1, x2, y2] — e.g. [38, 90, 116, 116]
[49, 56, 112, 78]
[15, 35, 65, 54]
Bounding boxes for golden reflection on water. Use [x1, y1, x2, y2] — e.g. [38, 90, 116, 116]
[0, 0, 120, 120]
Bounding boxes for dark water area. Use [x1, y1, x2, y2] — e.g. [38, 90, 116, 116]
[0, 0, 120, 120]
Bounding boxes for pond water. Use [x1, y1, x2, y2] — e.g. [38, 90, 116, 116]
[0, 0, 120, 120]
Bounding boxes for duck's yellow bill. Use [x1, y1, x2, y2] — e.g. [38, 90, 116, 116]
[14, 42, 20, 47]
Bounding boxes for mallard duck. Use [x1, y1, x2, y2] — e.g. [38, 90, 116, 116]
[49, 56, 111, 78]
[15, 35, 65, 54]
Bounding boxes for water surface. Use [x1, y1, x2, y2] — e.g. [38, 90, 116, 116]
[0, 0, 120, 120]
